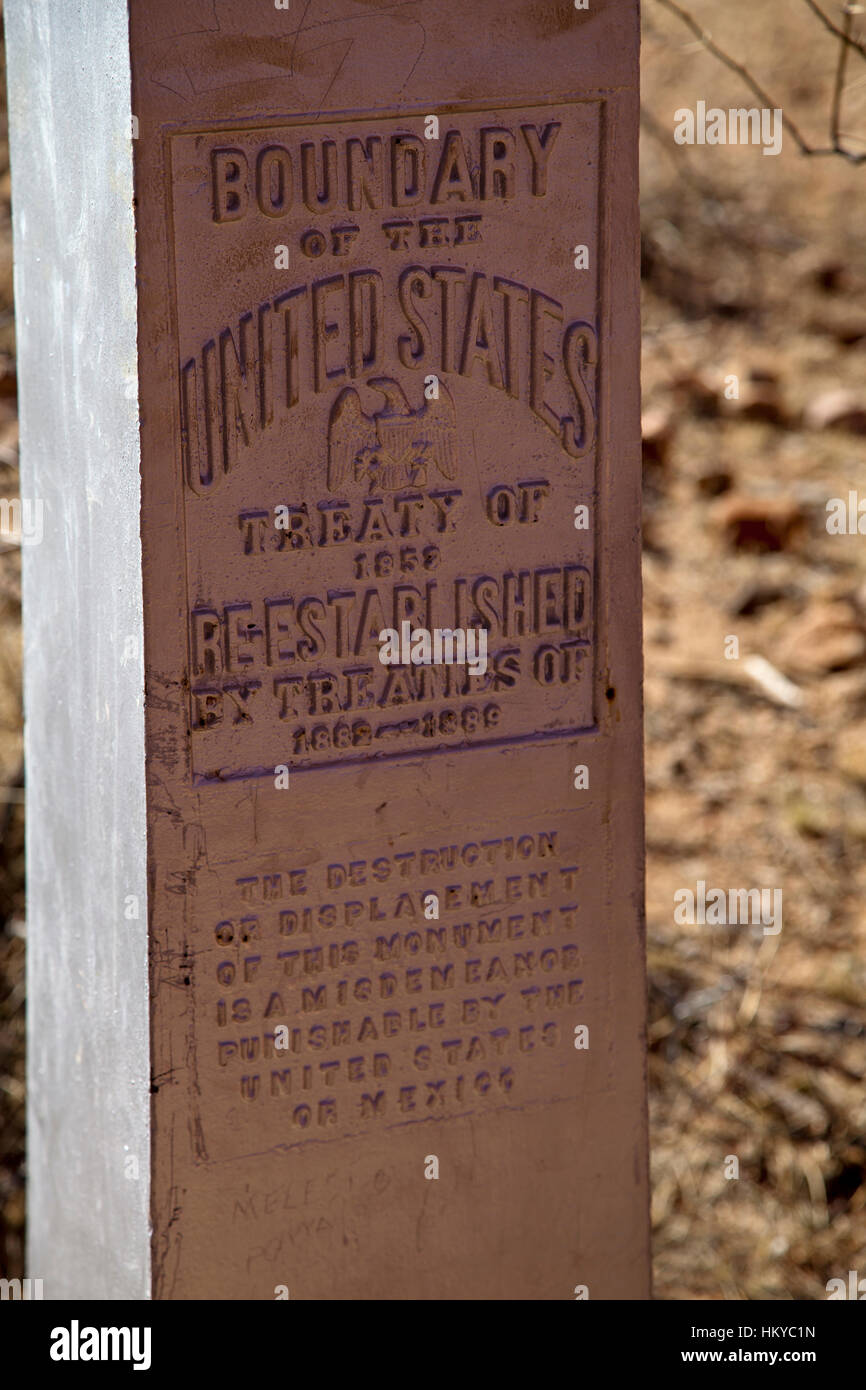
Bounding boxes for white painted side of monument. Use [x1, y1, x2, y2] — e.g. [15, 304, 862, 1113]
[6, 0, 150, 1298]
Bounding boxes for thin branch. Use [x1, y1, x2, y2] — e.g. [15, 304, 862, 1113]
[653, 0, 786, 114]
[831, 6, 853, 148]
[653, 0, 866, 165]
[640, 102, 717, 194]
[802, 0, 866, 63]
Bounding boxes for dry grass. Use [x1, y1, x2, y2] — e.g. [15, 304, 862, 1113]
[643, 0, 866, 1299]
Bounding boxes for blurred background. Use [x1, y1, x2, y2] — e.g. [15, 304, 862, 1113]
[1, 0, 866, 1298]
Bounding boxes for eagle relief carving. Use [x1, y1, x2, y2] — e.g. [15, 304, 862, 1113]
[327, 377, 458, 493]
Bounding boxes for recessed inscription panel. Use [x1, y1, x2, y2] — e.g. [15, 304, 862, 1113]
[192, 818, 608, 1162]
[169, 107, 600, 776]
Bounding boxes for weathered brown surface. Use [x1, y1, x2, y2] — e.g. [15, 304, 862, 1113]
[131, 0, 646, 1299]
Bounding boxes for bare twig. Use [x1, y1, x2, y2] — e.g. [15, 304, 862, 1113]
[831, 7, 854, 149]
[640, 102, 717, 194]
[802, 0, 866, 63]
[653, 0, 866, 165]
[654, 0, 790, 119]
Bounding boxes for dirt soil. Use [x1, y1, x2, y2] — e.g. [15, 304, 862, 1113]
[1, 0, 866, 1297]
[642, 0, 866, 1298]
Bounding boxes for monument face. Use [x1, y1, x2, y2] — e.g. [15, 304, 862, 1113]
[13, 0, 646, 1299]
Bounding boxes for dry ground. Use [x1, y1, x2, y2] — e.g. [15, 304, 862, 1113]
[1, 0, 866, 1297]
[642, 0, 866, 1298]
